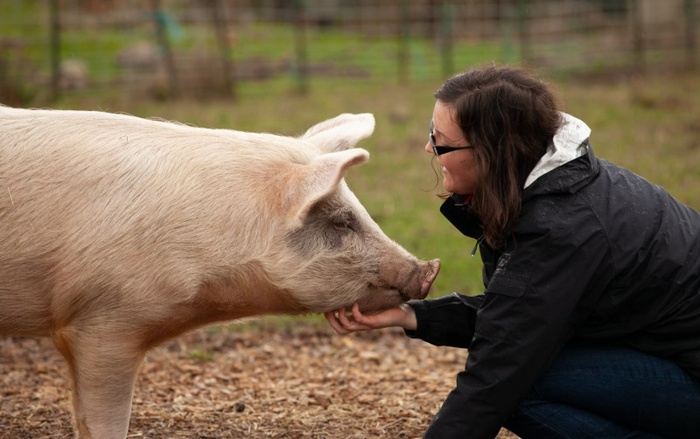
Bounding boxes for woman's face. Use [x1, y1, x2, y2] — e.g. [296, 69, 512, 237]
[425, 101, 478, 195]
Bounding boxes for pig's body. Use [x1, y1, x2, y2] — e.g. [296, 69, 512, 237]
[0, 106, 439, 439]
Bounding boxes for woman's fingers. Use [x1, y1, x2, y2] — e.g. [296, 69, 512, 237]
[325, 303, 415, 333]
[324, 307, 368, 333]
[338, 305, 373, 331]
[351, 303, 366, 324]
[324, 309, 350, 334]
[337, 306, 355, 327]
[324, 305, 377, 334]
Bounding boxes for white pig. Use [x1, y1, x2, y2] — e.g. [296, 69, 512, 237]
[0, 106, 440, 439]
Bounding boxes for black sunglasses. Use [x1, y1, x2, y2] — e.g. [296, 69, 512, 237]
[429, 120, 474, 156]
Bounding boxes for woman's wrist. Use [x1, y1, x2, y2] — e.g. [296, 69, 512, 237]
[399, 303, 418, 330]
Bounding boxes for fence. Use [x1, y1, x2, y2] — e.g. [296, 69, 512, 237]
[0, 0, 698, 105]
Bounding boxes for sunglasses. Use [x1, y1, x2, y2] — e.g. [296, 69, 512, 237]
[429, 120, 474, 156]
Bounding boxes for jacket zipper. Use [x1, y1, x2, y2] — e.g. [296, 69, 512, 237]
[471, 235, 484, 256]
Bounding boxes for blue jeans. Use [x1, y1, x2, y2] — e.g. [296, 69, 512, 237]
[505, 346, 700, 439]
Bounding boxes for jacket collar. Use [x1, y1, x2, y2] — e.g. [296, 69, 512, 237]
[525, 112, 591, 188]
[440, 194, 483, 239]
[522, 141, 599, 201]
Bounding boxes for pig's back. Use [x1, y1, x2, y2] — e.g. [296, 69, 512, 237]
[0, 107, 309, 335]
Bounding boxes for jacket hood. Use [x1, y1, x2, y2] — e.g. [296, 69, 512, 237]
[524, 112, 591, 188]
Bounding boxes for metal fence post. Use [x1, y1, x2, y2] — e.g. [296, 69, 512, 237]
[629, 0, 645, 71]
[151, 0, 179, 98]
[398, 0, 410, 84]
[293, 0, 309, 94]
[211, 0, 235, 99]
[49, 0, 61, 101]
[440, 1, 454, 78]
[685, 0, 696, 69]
[517, 0, 529, 65]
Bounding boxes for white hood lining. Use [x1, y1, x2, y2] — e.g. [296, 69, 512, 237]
[524, 112, 591, 188]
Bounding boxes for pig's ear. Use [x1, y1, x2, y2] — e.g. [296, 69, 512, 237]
[289, 148, 369, 223]
[301, 113, 375, 153]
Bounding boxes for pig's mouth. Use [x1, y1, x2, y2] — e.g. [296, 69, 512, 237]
[354, 284, 422, 314]
[397, 289, 413, 303]
[368, 281, 416, 301]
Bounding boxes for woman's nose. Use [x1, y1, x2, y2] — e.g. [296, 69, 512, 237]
[424, 140, 433, 155]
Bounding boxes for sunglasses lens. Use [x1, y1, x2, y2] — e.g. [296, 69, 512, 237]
[429, 121, 472, 155]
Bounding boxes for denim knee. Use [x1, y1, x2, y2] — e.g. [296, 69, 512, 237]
[506, 346, 700, 439]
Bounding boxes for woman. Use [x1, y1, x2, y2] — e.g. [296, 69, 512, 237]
[325, 66, 700, 439]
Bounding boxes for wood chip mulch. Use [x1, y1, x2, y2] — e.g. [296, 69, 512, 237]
[0, 320, 519, 438]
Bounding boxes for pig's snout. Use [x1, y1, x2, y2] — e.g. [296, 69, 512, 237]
[358, 257, 441, 314]
[392, 257, 440, 302]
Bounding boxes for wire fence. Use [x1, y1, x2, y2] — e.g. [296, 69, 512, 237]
[0, 0, 698, 104]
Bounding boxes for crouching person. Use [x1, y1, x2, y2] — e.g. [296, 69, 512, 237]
[326, 66, 700, 439]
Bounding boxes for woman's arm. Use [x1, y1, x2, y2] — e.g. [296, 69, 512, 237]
[325, 293, 481, 349]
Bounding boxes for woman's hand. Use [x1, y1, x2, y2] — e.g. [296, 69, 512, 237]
[324, 302, 417, 334]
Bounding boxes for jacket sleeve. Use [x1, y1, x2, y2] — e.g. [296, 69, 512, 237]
[424, 202, 614, 439]
[404, 293, 483, 349]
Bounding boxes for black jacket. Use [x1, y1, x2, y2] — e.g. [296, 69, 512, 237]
[406, 127, 700, 438]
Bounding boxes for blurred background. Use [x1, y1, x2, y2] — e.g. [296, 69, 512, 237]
[1, 0, 699, 298]
[1, 0, 697, 103]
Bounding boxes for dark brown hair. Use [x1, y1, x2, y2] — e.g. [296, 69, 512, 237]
[434, 66, 562, 248]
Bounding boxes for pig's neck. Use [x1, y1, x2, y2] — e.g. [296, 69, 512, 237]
[138, 264, 305, 349]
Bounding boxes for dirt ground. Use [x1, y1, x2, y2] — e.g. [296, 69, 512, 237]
[0, 320, 519, 438]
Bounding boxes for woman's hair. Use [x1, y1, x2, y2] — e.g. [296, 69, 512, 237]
[434, 65, 563, 249]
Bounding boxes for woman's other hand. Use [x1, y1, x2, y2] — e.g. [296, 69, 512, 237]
[324, 302, 417, 334]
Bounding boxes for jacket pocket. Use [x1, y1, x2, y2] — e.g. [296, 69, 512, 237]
[486, 253, 530, 298]
[487, 272, 529, 298]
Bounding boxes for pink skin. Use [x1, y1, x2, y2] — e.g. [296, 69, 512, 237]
[324, 302, 417, 333]
[325, 101, 477, 333]
[427, 100, 477, 196]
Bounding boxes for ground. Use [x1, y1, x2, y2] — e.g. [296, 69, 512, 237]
[0, 320, 519, 438]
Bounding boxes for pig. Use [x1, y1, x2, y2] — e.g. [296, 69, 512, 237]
[0, 106, 440, 439]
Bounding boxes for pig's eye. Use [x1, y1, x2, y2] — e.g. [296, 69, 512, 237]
[331, 218, 351, 231]
[330, 212, 357, 233]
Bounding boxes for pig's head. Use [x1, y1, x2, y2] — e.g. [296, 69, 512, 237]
[258, 113, 440, 314]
